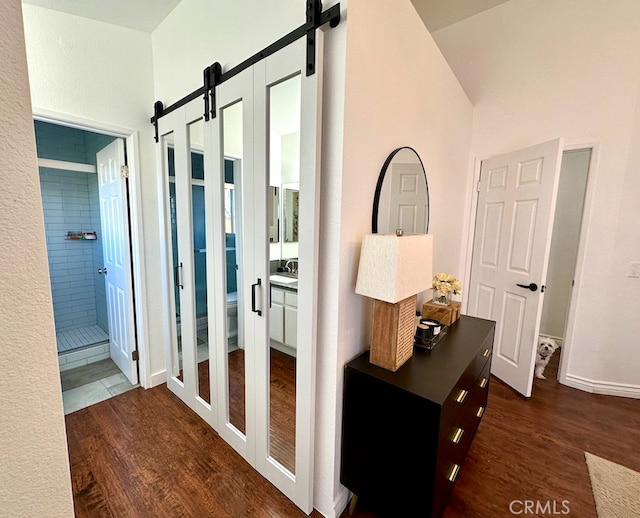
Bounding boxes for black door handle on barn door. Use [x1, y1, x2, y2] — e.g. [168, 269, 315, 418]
[516, 282, 538, 292]
[251, 278, 262, 316]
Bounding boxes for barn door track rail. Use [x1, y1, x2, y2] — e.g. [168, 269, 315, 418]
[150, 0, 341, 141]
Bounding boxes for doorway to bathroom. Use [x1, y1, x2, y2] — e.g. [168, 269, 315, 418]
[35, 119, 140, 413]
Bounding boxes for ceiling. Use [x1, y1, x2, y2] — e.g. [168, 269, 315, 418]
[22, 0, 182, 33]
[22, 0, 510, 34]
[411, 0, 511, 32]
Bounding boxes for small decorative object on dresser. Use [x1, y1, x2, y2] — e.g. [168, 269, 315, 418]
[422, 300, 461, 327]
[431, 272, 462, 305]
[340, 315, 495, 518]
[423, 273, 462, 326]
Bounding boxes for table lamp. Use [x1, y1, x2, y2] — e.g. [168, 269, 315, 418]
[355, 231, 433, 371]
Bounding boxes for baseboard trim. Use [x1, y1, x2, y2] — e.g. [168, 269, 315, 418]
[149, 370, 167, 388]
[563, 374, 640, 399]
[332, 486, 352, 518]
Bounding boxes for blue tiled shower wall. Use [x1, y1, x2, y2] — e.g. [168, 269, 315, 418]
[35, 121, 116, 335]
[168, 148, 238, 319]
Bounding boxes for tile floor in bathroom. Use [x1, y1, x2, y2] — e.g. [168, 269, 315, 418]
[60, 358, 137, 415]
[60, 327, 226, 415]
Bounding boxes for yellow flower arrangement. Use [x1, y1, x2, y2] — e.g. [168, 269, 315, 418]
[432, 273, 462, 305]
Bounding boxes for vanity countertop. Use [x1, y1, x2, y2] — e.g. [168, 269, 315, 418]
[269, 274, 298, 291]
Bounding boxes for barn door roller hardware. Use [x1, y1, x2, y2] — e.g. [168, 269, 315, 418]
[151, 0, 341, 141]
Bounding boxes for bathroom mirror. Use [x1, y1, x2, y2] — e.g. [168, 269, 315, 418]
[283, 186, 299, 242]
[372, 146, 429, 234]
[269, 186, 279, 243]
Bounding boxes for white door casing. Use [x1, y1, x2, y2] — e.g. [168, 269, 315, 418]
[97, 139, 138, 385]
[468, 139, 563, 397]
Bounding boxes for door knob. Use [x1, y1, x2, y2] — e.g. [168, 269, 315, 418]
[98, 268, 108, 275]
[516, 282, 538, 292]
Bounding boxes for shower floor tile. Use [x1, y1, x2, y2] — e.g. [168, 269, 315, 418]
[57, 325, 109, 353]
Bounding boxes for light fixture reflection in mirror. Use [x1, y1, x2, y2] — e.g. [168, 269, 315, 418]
[283, 187, 299, 242]
[269, 186, 279, 243]
[372, 147, 429, 234]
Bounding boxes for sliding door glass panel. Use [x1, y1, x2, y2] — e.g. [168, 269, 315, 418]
[163, 132, 183, 383]
[267, 74, 301, 474]
[189, 118, 211, 405]
[222, 101, 246, 434]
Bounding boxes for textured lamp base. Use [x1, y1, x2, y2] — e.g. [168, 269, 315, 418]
[370, 295, 416, 371]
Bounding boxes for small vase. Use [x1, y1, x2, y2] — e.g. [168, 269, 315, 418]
[432, 289, 451, 306]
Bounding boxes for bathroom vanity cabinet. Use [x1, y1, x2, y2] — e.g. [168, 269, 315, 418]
[340, 315, 495, 517]
[270, 284, 298, 352]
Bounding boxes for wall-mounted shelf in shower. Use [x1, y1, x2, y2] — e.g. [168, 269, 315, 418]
[66, 231, 97, 241]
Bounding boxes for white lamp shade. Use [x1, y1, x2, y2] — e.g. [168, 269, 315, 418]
[355, 233, 433, 303]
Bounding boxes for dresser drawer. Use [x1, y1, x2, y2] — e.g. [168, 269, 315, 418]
[438, 360, 490, 471]
[443, 348, 491, 418]
[432, 450, 463, 518]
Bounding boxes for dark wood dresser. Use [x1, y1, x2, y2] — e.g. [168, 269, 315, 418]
[340, 315, 495, 517]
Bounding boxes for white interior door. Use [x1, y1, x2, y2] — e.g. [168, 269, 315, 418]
[209, 65, 256, 462]
[96, 139, 138, 385]
[468, 139, 563, 397]
[157, 36, 320, 516]
[157, 99, 217, 428]
[208, 37, 321, 513]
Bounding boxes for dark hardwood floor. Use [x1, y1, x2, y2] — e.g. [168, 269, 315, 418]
[66, 349, 640, 518]
[196, 348, 296, 472]
[66, 380, 319, 518]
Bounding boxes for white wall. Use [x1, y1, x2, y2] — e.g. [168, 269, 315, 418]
[22, 5, 153, 132]
[434, 0, 640, 392]
[0, 1, 74, 515]
[338, 0, 473, 365]
[21, 5, 165, 382]
[331, 0, 473, 511]
[151, 0, 303, 106]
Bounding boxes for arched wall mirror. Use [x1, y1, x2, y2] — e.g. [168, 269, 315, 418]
[372, 146, 429, 234]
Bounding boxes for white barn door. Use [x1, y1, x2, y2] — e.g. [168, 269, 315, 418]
[468, 139, 562, 397]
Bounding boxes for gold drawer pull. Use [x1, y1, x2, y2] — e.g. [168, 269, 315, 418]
[451, 427, 464, 444]
[479, 377, 488, 388]
[447, 464, 461, 483]
[476, 406, 485, 418]
[455, 389, 468, 403]
[482, 348, 491, 358]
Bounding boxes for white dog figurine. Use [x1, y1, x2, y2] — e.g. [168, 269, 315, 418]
[535, 337, 559, 379]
